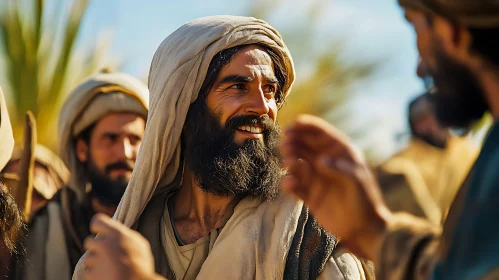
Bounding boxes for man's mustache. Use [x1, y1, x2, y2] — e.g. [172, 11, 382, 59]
[105, 161, 134, 174]
[225, 114, 274, 132]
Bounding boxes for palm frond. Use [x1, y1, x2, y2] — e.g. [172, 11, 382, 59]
[0, 0, 119, 151]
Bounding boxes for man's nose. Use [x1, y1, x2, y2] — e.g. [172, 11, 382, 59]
[244, 87, 270, 116]
[114, 138, 134, 160]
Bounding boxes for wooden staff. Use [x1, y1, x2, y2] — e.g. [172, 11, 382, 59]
[11, 111, 36, 220]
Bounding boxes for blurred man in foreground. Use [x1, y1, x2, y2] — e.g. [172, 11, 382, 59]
[2, 144, 70, 214]
[376, 92, 478, 224]
[75, 16, 371, 280]
[15, 72, 149, 280]
[281, 0, 499, 279]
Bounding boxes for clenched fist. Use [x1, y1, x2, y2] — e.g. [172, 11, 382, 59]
[280, 114, 393, 261]
[83, 214, 165, 280]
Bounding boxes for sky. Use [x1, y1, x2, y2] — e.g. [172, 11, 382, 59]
[76, 0, 425, 161]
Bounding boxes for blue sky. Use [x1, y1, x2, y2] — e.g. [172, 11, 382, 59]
[77, 0, 424, 160]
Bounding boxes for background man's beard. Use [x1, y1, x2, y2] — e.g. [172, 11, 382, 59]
[184, 100, 282, 201]
[431, 49, 488, 129]
[85, 158, 132, 207]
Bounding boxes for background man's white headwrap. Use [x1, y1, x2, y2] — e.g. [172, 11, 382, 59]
[58, 72, 149, 201]
[114, 15, 295, 227]
[0, 87, 14, 170]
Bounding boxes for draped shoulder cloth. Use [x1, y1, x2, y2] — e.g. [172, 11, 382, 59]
[112, 15, 295, 228]
[58, 72, 149, 200]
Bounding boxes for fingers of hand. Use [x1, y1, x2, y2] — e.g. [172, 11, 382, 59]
[83, 251, 98, 269]
[83, 236, 111, 273]
[83, 236, 107, 253]
[291, 115, 351, 144]
[90, 213, 124, 237]
[285, 114, 358, 159]
[83, 269, 95, 280]
[282, 159, 313, 201]
[315, 156, 356, 179]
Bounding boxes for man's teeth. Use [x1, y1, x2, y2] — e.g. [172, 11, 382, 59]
[239, 125, 262, 133]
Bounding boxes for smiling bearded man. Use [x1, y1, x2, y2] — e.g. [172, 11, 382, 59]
[75, 16, 372, 280]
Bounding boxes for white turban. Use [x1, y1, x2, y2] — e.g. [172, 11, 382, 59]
[58, 72, 149, 200]
[0, 87, 14, 171]
[113, 15, 295, 227]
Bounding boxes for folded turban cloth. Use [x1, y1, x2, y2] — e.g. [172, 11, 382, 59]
[8, 144, 70, 199]
[58, 72, 149, 200]
[112, 15, 295, 228]
[0, 87, 14, 171]
[399, 0, 499, 28]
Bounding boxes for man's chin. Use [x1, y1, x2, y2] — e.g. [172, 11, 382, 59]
[108, 171, 133, 180]
[434, 98, 485, 129]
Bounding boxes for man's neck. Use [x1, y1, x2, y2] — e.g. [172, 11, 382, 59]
[91, 198, 117, 217]
[172, 168, 239, 244]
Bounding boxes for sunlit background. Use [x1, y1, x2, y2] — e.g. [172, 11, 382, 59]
[0, 0, 426, 163]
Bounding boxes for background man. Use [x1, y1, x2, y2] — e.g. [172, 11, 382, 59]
[376, 92, 478, 224]
[76, 16, 371, 280]
[16, 71, 149, 280]
[280, 0, 499, 279]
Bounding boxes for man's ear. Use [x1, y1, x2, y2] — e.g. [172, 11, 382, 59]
[76, 139, 89, 163]
[433, 15, 472, 59]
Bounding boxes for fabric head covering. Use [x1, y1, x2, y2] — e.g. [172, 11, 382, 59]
[0, 87, 14, 171]
[58, 72, 149, 200]
[7, 144, 70, 199]
[399, 0, 499, 28]
[113, 15, 295, 227]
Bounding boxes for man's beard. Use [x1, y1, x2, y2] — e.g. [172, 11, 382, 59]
[183, 100, 282, 201]
[85, 157, 133, 207]
[431, 48, 488, 129]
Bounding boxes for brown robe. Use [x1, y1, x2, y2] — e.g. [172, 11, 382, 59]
[14, 187, 93, 280]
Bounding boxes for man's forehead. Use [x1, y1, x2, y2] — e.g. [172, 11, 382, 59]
[219, 46, 276, 77]
[93, 112, 145, 132]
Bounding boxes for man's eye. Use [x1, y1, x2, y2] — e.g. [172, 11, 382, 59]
[129, 135, 142, 145]
[263, 85, 277, 99]
[229, 84, 245, 90]
[264, 85, 276, 93]
[105, 135, 118, 142]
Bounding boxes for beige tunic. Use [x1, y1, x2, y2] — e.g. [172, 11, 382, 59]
[157, 192, 369, 280]
[161, 202, 216, 280]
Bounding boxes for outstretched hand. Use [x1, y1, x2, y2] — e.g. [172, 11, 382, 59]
[83, 214, 165, 280]
[280, 114, 393, 260]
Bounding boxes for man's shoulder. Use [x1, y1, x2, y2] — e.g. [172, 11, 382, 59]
[28, 187, 80, 227]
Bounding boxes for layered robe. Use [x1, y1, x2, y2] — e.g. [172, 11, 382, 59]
[14, 187, 92, 279]
[376, 136, 478, 224]
[133, 187, 373, 279]
[376, 122, 499, 279]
